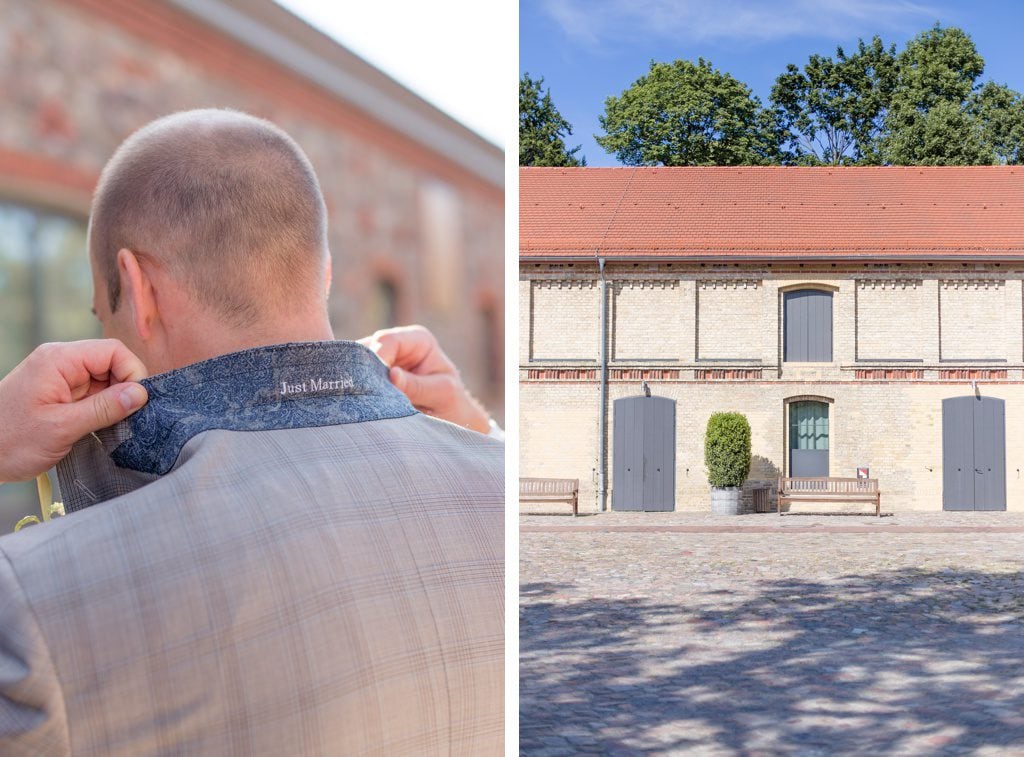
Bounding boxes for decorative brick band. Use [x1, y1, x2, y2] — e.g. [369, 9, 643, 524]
[858, 279, 923, 290]
[940, 279, 1005, 290]
[695, 369, 763, 380]
[939, 369, 1008, 380]
[533, 279, 598, 291]
[613, 279, 679, 291]
[698, 279, 760, 290]
[855, 369, 925, 379]
[526, 368, 598, 380]
[610, 369, 681, 380]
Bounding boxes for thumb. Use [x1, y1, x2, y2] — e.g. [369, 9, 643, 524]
[390, 366, 428, 406]
[62, 382, 148, 440]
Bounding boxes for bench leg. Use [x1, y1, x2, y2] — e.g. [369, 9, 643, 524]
[572, 494, 578, 517]
[877, 494, 881, 517]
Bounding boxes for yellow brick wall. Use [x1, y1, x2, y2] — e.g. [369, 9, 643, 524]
[519, 263, 1024, 513]
[697, 280, 762, 360]
[529, 279, 600, 361]
[611, 280, 684, 360]
[857, 279, 932, 360]
[521, 380, 1024, 513]
[940, 280, 1007, 360]
[519, 382, 601, 511]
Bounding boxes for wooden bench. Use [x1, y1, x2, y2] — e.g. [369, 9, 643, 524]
[777, 477, 881, 516]
[520, 478, 579, 516]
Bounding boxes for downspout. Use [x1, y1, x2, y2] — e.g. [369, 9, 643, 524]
[598, 257, 608, 512]
[593, 167, 636, 512]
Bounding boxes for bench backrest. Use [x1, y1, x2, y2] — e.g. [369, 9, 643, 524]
[779, 477, 878, 493]
[519, 477, 579, 496]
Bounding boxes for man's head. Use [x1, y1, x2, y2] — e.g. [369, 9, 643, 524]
[89, 109, 333, 374]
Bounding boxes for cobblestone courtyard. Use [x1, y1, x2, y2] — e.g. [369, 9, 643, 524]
[520, 513, 1024, 755]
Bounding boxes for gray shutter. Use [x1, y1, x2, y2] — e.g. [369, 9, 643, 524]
[611, 397, 644, 511]
[942, 397, 976, 511]
[784, 290, 832, 362]
[973, 396, 1006, 511]
[641, 396, 675, 511]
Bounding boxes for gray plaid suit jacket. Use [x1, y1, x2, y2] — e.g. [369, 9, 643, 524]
[0, 342, 504, 755]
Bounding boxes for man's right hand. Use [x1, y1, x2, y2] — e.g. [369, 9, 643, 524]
[0, 340, 149, 484]
[358, 326, 492, 435]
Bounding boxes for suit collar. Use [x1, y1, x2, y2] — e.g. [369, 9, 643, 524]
[111, 340, 417, 475]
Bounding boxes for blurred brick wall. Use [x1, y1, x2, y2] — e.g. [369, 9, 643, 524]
[0, 0, 504, 418]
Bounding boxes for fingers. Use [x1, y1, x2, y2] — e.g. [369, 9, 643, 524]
[60, 382, 149, 441]
[360, 326, 439, 372]
[390, 365, 452, 410]
[52, 339, 149, 393]
[389, 366, 490, 434]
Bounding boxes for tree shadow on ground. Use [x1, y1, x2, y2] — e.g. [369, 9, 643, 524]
[520, 572, 1024, 754]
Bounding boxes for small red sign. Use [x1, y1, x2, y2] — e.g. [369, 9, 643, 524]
[857, 467, 869, 479]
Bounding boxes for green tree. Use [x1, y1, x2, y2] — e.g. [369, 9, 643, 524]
[596, 58, 781, 166]
[969, 81, 1024, 165]
[519, 73, 584, 167]
[770, 37, 897, 165]
[894, 24, 983, 109]
[882, 25, 995, 164]
[884, 100, 993, 165]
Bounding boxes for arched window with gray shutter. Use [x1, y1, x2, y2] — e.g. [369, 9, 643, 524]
[784, 289, 833, 362]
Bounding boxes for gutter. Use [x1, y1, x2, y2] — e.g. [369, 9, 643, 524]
[598, 257, 608, 512]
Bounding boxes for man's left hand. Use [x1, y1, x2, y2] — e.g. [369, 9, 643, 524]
[0, 340, 149, 483]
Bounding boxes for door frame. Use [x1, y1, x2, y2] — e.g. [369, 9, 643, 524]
[783, 395, 834, 478]
[610, 394, 676, 512]
[942, 394, 1007, 511]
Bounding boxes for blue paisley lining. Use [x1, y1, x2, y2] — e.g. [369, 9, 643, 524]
[111, 341, 417, 475]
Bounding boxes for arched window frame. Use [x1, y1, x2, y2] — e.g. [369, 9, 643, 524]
[779, 284, 838, 363]
[783, 395, 835, 477]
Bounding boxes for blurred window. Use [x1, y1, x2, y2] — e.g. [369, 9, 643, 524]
[0, 201, 95, 532]
[368, 278, 399, 330]
[419, 181, 462, 313]
[480, 300, 501, 387]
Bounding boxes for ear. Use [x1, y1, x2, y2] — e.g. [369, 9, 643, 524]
[116, 248, 159, 341]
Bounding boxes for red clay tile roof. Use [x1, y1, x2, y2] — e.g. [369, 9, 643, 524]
[520, 166, 1024, 259]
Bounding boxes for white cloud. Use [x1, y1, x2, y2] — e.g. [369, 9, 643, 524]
[538, 0, 942, 46]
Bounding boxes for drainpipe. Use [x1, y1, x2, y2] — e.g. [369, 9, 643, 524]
[598, 257, 608, 512]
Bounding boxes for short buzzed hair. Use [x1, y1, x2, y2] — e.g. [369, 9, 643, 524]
[89, 109, 328, 324]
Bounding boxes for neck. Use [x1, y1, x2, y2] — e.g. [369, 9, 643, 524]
[163, 312, 336, 372]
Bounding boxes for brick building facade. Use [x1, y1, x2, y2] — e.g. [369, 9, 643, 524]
[520, 166, 1024, 513]
[0, 0, 503, 531]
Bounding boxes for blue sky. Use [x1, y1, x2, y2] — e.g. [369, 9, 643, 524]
[521, 0, 1024, 166]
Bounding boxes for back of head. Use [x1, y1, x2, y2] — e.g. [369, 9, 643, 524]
[89, 109, 329, 326]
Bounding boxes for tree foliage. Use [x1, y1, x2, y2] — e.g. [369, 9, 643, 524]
[969, 82, 1024, 165]
[596, 58, 781, 166]
[591, 25, 1023, 167]
[770, 37, 897, 165]
[519, 73, 584, 167]
[704, 412, 752, 489]
[882, 25, 994, 165]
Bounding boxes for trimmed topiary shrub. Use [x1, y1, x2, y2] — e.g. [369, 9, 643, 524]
[704, 412, 751, 488]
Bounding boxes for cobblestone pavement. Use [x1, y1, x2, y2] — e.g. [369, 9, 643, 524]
[520, 513, 1024, 755]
